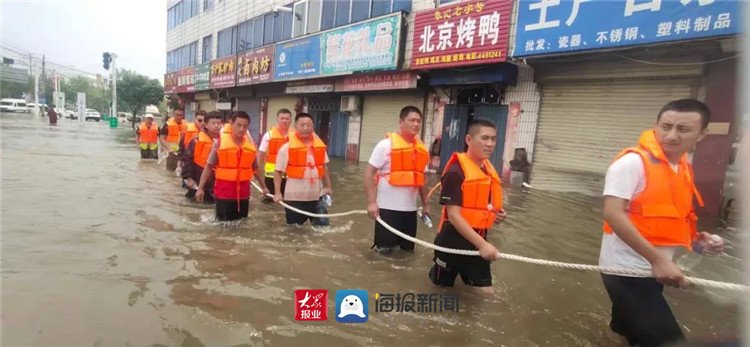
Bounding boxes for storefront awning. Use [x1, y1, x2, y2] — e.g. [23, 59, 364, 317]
[428, 63, 518, 87]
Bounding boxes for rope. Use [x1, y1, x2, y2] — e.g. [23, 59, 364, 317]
[251, 182, 749, 292]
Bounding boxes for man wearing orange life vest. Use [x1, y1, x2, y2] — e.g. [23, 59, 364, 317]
[364, 106, 430, 253]
[135, 114, 159, 159]
[258, 108, 293, 203]
[428, 119, 506, 294]
[599, 99, 724, 346]
[181, 111, 222, 202]
[195, 111, 269, 221]
[176, 109, 206, 177]
[159, 108, 187, 172]
[272, 113, 333, 226]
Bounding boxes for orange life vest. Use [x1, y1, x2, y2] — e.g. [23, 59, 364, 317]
[138, 122, 159, 143]
[384, 132, 429, 187]
[215, 132, 257, 183]
[193, 131, 214, 168]
[165, 119, 186, 144]
[183, 122, 200, 147]
[439, 152, 503, 232]
[603, 130, 704, 249]
[286, 133, 326, 179]
[222, 123, 232, 134]
[266, 126, 290, 164]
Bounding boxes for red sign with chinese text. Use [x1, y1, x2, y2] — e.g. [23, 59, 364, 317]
[210, 55, 237, 89]
[164, 72, 178, 94]
[411, 0, 513, 69]
[337, 71, 418, 92]
[294, 289, 328, 321]
[175, 66, 196, 93]
[237, 46, 275, 86]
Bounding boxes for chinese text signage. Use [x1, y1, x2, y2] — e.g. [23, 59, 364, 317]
[175, 66, 195, 93]
[514, 0, 741, 57]
[321, 13, 402, 75]
[338, 71, 418, 92]
[210, 56, 237, 89]
[237, 46, 274, 86]
[194, 63, 210, 91]
[275, 36, 321, 81]
[411, 0, 513, 69]
[294, 289, 328, 321]
[164, 72, 177, 94]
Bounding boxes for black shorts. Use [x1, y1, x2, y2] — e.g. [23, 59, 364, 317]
[429, 251, 492, 287]
[264, 177, 286, 198]
[140, 148, 157, 159]
[373, 209, 417, 251]
[215, 198, 249, 221]
[601, 274, 684, 346]
[284, 199, 329, 226]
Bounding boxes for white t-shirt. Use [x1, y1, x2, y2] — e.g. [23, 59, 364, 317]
[258, 131, 271, 152]
[368, 138, 427, 212]
[598, 153, 681, 276]
[275, 142, 330, 202]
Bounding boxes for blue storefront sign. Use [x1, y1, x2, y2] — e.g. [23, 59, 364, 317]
[514, 0, 741, 57]
[274, 35, 321, 80]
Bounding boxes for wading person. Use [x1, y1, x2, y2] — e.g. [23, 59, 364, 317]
[195, 111, 269, 221]
[135, 114, 159, 159]
[599, 99, 724, 346]
[176, 109, 206, 176]
[428, 119, 506, 294]
[272, 113, 332, 226]
[258, 108, 293, 203]
[181, 111, 222, 202]
[159, 108, 187, 172]
[364, 106, 430, 254]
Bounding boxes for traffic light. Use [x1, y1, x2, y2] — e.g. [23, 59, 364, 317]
[102, 52, 111, 70]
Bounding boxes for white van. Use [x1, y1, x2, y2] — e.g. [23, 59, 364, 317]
[0, 98, 30, 113]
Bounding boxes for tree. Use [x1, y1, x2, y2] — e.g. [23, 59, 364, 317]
[60, 76, 109, 111]
[116, 69, 164, 128]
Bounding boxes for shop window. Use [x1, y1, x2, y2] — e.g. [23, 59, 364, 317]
[321, 0, 336, 30]
[264, 13, 275, 45]
[392, 0, 410, 13]
[237, 20, 253, 51]
[292, 1, 307, 38]
[350, 0, 370, 22]
[371, 0, 390, 17]
[281, 11, 293, 40]
[334, 0, 350, 27]
[217, 26, 238, 58]
[202, 35, 212, 63]
[307, 0, 322, 34]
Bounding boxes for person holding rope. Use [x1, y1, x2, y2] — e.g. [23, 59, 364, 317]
[181, 111, 222, 202]
[599, 99, 724, 346]
[364, 106, 430, 254]
[273, 113, 333, 226]
[428, 119, 506, 294]
[195, 111, 269, 221]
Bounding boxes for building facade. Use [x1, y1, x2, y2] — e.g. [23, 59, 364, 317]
[165, 0, 743, 225]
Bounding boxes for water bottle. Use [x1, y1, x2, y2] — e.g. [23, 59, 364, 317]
[322, 194, 333, 207]
[421, 213, 433, 228]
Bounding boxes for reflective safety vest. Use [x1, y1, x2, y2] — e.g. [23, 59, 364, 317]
[439, 152, 503, 233]
[286, 133, 326, 179]
[382, 132, 429, 187]
[603, 129, 704, 249]
[264, 126, 291, 177]
[193, 131, 214, 168]
[138, 122, 159, 144]
[183, 122, 200, 148]
[165, 119, 186, 151]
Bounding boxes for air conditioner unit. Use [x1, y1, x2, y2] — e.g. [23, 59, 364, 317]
[340, 95, 359, 112]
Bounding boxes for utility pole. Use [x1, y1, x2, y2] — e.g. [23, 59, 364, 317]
[111, 53, 117, 119]
[41, 55, 46, 105]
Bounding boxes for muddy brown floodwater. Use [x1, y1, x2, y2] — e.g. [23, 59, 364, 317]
[1, 113, 744, 346]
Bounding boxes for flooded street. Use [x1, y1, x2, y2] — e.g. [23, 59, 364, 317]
[1, 113, 744, 346]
